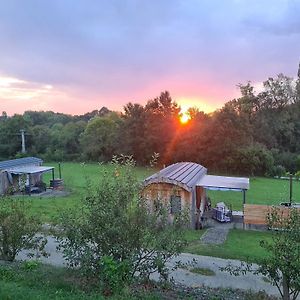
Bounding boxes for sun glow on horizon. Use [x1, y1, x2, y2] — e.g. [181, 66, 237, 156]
[180, 114, 190, 124]
[179, 111, 190, 124]
[176, 97, 216, 114]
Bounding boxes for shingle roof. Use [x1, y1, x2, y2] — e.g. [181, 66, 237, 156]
[0, 157, 43, 171]
[143, 162, 207, 192]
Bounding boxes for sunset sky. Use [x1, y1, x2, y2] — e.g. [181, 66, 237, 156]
[0, 0, 299, 116]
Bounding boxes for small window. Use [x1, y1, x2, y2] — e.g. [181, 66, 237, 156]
[170, 195, 181, 214]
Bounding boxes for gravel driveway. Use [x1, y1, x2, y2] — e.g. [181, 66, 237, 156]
[16, 236, 282, 297]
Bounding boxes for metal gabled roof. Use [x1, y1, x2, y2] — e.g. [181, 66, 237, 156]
[143, 162, 207, 192]
[0, 157, 43, 171]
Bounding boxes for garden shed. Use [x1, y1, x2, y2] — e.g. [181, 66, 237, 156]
[0, 157, 54, 195]
[142, 162, 249, 228]
[142, 162, 208, 228]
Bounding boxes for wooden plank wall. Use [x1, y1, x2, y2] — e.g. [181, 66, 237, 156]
[244, 204, 300, 225]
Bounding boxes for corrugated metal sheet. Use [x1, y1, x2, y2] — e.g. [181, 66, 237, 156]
[143, 162, 207, 192]
[9, 166, 54, 175]
[197, 175, 249, 191]
[0, 157, 43, 171]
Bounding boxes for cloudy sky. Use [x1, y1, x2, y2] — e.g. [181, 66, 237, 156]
[0, 0, 299, 115]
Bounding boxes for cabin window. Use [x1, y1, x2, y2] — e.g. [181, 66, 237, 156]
[170, 195, 181, 214]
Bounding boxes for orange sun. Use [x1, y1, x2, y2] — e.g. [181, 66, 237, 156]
[180, 113, 190, 124]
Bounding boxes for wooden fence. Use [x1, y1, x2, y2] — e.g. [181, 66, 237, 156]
[243, 204, 300, 225]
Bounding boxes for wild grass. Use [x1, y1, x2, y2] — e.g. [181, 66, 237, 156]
[189, 267, 216, 276]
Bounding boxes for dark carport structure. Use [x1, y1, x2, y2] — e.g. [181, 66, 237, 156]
[0, 157, 54, 195]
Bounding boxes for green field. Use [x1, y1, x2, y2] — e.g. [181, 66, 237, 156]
[27, 162, 154, 222]
[184, 229, 272, 263]
[21, 162, 300, 221]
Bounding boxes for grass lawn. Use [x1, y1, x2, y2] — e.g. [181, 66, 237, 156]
[0, 261, 160, 300]
[184, 229, 273, 263]
[22, 162, 155, 222]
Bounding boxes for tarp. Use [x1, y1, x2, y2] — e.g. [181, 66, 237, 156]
[197, 175, 249, 191]
[9, 166, 54, 175]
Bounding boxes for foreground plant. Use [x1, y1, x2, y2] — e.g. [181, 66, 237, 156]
[221, 208, 300, 300]
[0, 196, 47, 261]
[57, 155, 188, 294]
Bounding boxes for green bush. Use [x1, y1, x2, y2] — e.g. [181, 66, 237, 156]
[270, 165, 286, 178]
[99, 255, 131, 295]
[0, 197, 47, 261]
[57, 155, 188, 293]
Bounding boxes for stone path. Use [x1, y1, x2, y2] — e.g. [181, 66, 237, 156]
[200, 226, 230, 244]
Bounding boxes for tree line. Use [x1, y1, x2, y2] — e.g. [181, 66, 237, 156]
[1, 64, 300, 176]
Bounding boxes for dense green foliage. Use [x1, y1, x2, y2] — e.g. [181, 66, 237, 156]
[56, 157, 188, 294]
[260, 208, 300, 300]
[0, 197, 47, 261]
[1, 64, 300, 176]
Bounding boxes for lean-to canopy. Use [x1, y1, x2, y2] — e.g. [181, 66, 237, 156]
[197, 175, 249, 191]
[9, 166, 54, 175]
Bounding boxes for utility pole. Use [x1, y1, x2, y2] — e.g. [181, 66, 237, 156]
[20, 129, 26, 153]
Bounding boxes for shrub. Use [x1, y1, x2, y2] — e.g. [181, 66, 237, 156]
[57, 155, 187, 293]
[270, 165, 286, 178]
[0, 196, 47, 261]
[221, 208, 300, 300]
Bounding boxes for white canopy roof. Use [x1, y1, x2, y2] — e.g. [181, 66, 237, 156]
[197, 175, 249, 191]
[9, 166, 54, 175]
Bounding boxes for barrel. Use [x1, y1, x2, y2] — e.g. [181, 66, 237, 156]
[50, 179, 64, 190]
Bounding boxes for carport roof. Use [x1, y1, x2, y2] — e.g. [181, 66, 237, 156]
[0, 157, 43, 170]
[197, 175, 249, 191]
[9, 166, 54, 175]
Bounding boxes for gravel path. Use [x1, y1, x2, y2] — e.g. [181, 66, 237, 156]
[16, 236, 282, 297]
[200, 226, 230, 244]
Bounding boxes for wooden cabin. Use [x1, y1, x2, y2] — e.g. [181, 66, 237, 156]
[142, 162, 250, 229]
[142, 162, 208, 228]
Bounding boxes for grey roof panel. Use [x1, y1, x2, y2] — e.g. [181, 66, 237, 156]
[176, 163, 200, 183]
[0, 157, 43, 170]
[197, 175, 249, 190]
[143, 162, 207, 192]
[9, 166, 54, 175]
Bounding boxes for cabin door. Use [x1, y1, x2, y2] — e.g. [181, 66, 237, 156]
[195, 186, 203, 229]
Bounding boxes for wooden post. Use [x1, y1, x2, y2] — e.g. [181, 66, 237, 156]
[52, 168, 55, 181]
[243, 190, 246, 230]
[290, 175, 293, 205]
[28, 174, 31, 196]
[58, 163, 62, 179]
[191, 188, 196, 229]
